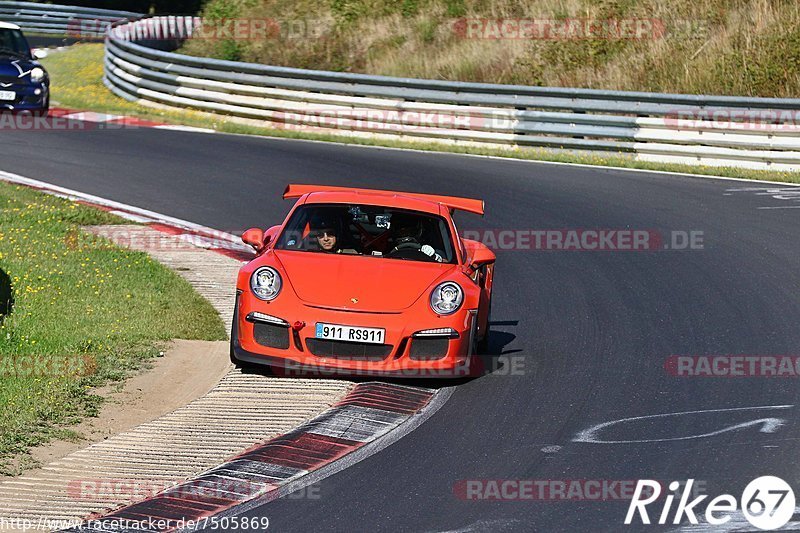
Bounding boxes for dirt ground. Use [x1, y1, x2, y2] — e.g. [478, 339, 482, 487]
[25, 339, 231, 470]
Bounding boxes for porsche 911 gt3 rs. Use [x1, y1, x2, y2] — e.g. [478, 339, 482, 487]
[230, 184, 495, 377]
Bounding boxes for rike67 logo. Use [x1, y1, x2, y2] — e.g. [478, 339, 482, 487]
[625, 477, 795, 530]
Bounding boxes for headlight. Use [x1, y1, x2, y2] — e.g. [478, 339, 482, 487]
[250, 267, 282, 301]
[29, 68, 45, 82]
[430, 281, 463, 315]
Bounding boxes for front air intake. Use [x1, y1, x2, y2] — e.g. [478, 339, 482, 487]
[306, 338, 392, 361]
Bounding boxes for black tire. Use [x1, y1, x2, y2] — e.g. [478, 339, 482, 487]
[32, 96, 49, 118]
[229, 303, 251, 368]
[229, 303, 272, 373]
[229, 306, 241, 366]
[477, 297, 492, 354]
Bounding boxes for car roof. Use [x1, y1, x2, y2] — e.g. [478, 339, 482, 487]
[0, 22, 21, 30]
[285, 185, 484, 216]
[301, 191, 446, 216]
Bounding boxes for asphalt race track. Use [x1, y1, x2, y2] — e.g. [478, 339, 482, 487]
[3, 126, 800, 532]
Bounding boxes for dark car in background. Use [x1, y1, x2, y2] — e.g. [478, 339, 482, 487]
[0, 22, 49, 116]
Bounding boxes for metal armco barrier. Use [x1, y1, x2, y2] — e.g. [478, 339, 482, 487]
[13, 9, 798, 171]
[0, 1, 141, 36]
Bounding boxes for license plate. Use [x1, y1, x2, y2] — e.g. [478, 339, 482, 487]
[0, 91, 15, 101]
[315, 323, 385, 344]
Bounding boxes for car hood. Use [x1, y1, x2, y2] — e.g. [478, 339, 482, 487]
[274, 250, 456, 312]
[0, 58, 36, 79]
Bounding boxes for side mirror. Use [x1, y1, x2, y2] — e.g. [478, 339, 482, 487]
[32, 49, 48, 60]
[263, 225, 280, 246]
[469, 246, 495, 271]
[241, 228, 264, 251]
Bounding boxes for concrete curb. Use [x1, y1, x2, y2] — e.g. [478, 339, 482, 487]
[0, 373, 353, 530]
[62, 383, 438, 532]
[46, 107, 215, 134]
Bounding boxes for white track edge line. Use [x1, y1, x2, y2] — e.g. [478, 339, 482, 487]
[0, 169, 242, 244]
[165, 126, 800, 188]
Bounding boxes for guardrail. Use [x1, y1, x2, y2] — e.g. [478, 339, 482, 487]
[98, 16, 800, 171]
[0, 1, 141, 37]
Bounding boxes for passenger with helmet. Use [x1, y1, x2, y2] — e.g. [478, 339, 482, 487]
[388, 213, 444, 262]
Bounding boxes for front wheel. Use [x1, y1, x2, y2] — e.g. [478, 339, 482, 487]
[476, 297, 492, 354]
[229, 307, 241, 366]
[229, 303, 250, 368]
[229, 303, 273, 373]
[32, 96, 49, 118]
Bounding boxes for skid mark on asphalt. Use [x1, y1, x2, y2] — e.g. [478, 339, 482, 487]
[573, 405, 793, 444]
[439, 518, 525, 532]
[724, 186, 800, 209]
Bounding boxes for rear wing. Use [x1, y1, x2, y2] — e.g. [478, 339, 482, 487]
[283, 184, 484, 216]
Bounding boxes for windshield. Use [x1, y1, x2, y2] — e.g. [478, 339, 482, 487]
[275, 203, 456, 263]
[0, 29, 30, 58]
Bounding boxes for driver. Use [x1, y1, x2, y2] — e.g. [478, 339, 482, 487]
[390, 214, 443, 262]
[311, 218, 340, 253]
[392, 216, 421, 247]
[310, 217, 358, 254]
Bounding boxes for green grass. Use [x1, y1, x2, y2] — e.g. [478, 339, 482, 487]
[40, 43, 800, 185]
[183, 0, 800, 98]
[0, 182, 226, 475]
[40, 44, 219, 125]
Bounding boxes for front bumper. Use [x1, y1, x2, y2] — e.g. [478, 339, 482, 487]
[0, 82, 48, 112]
[233, 292, 477, 378]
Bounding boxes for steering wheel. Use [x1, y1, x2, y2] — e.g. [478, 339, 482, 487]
[389, 241, 421, 253]
[387, 241, 437, 261]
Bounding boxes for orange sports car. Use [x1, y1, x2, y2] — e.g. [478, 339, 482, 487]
[230, 184, 495, 377]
